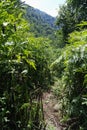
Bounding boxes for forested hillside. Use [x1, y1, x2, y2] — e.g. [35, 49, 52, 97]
[0, 0, 87, 130]
[25, 5, 57, 39]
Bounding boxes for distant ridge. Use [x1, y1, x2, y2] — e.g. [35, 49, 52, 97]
[24, 4, 57, 38]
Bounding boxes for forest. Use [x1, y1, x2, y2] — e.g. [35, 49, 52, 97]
[0, 0, 87, 130]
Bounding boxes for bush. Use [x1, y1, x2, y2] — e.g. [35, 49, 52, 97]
[52, 25, 87, 130]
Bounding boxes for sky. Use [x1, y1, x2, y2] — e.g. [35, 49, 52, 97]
[21, 0, 66, 17]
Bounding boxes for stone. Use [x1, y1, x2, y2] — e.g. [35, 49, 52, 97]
[53, 103, 61, 112]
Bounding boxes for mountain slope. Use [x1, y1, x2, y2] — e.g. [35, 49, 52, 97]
[25, 5, 57, 38]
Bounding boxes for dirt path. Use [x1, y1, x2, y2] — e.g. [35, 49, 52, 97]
[43, 92, 63, 130]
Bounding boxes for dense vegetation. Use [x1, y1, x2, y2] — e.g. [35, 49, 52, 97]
[25, 5, 57, 39]
[0, 0, 55, 129]
[0, 0, 87, 130]
[52, 0, 87, 129]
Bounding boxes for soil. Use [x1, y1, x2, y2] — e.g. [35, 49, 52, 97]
[43, 91, 63, 130]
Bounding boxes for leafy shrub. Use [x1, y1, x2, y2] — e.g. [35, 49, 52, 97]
[52, 24, 87, 130]
[0, 0, 53, 129]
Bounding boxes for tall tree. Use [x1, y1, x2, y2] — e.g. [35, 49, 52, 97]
[67, 0, 87, 21]
[56, 0, 87, 46]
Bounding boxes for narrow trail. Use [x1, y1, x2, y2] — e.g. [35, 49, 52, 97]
[43, 92, 63, 130]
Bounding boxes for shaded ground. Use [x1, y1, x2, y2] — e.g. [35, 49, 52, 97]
[43, 92, 63, 130]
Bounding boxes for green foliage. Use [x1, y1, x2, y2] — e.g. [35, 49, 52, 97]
[25, 5, 57, 39]
[24, 4, 61, 50]
[56, 0, 87, 46]
[67, 0, 87, 21]
[0, 0, 54, 129]
[28, 37, 54, 89]
[52, 25, 87, 129]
